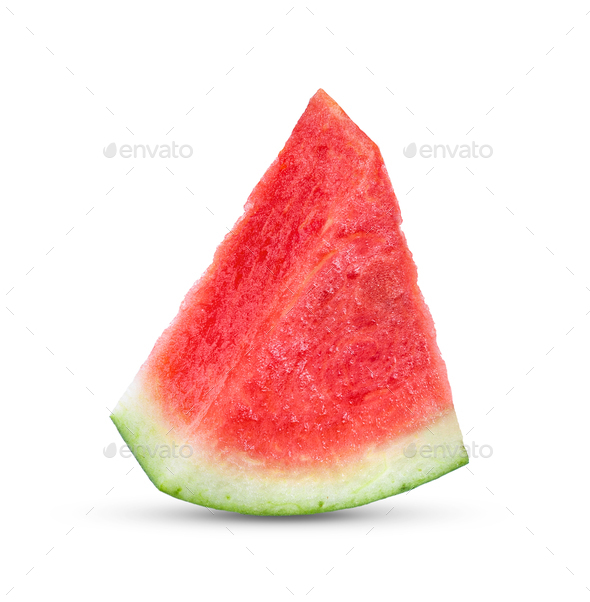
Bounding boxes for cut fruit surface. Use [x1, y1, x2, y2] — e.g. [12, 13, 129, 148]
[112, 89, 467, 515]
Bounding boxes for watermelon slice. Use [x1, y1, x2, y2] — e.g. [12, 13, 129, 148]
[111, 89, 467, 515]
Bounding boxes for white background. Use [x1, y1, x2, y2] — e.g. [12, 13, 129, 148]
[2, 1, 590, 600]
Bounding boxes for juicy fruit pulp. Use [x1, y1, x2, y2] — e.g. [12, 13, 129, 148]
[111, 89, 467, 515]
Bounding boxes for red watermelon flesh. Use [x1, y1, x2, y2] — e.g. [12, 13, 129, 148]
[112, 89, 467, 515]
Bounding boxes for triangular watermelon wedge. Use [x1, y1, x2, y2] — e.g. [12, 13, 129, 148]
[112, 89, 467, 515]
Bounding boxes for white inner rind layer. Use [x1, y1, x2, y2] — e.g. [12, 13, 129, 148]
[112, 373, 468, 515]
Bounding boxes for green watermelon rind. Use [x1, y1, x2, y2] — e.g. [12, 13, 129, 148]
[111, 375, 468, 515]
